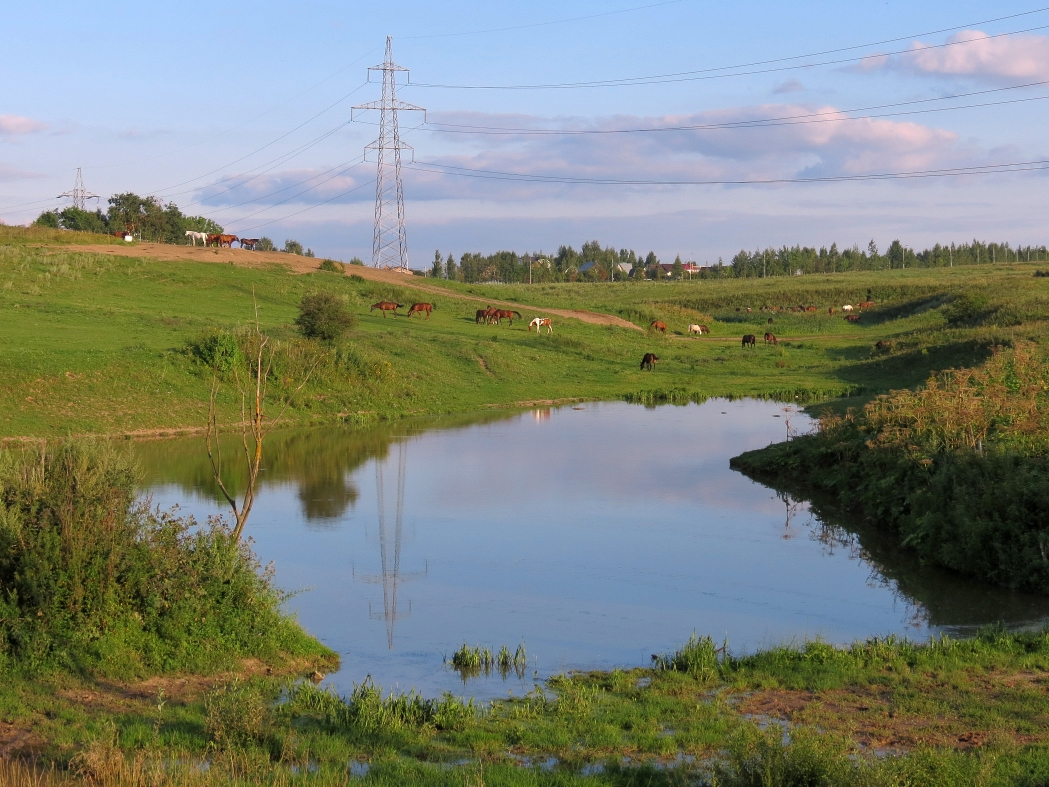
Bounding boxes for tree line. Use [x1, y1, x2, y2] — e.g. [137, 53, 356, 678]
[426, 238, 1049, 284]
[34, 193, 314, 255]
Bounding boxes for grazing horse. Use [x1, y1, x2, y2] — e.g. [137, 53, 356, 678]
[687, 324, 709, 335]
[640, 352, 659, 371]
[492, 309, 522, 326]
[407, 302, 434, 319]
[805, 305, 817, 312]
[112, 230, 133, 241]
[845, 314, 861, 323]
[649, 320, 667, 334]
[858, 301, 875, 309]
[764, 332, 777, 345]
[475, 309, 488, 324]
[528, 317, 553, 334]
[768, 317, 774, 324]
[239, 238, 259, 250]
[842, 304, 854, 312]
[828, 307, 835, 315]
[371, 301, 403, 317]
[185, 230, 208, 246]
[742, 334, 756, 349]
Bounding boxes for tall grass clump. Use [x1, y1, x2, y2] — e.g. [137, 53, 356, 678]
[0, 441, 329, 677]
[732, 342, 1049, 592]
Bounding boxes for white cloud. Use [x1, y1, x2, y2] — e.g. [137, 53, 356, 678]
[0, 114, 47, 138]
[869, 30, 1049, 81]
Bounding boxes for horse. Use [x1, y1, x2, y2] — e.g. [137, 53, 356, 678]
[828, 307, 835, 315]
[805, 305, 817, 312]
[492, 309, 522, 326]
[371, 301, 403, 317]
[842, 304, 854, 312]
[742, 334, 756, 349]
[206, 233, 222, 246]
[858, 301, 875, 309]
[216, 234, 238, 248]
[528, 317, 553, 334]
[185, 230, 208, 246]
[112, 231, 133, 242]
[640, 352, 659, 371]
[768, 317, 774, 324]
[764, 332, 777, 345]
[650, 320, 667, 334]
[407, 303, 434, 319]
[239, 238, 259, 250]
[687, 324, 709, 335]
[845, 314, 860, 323]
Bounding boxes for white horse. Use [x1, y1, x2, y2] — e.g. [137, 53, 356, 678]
[185, 230, 208, 246]
[528, 317, 553, 334]
[687, 324, 709, 335]
[842, 304, 854, 312]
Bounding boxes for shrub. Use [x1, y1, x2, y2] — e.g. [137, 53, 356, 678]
[943, 292, 991, 326]
[348, 257, 365, 266]
[295, 292, 356, 342]
[318, 259, 344, 274]
[284, 239, 304, 255]
[0, 442, 325, 676]
[255, 237, 275, 252]
[189, 329, 241, 372]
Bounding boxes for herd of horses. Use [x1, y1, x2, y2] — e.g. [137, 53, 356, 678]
[365, 294, 875, 374]
[183, 231, 259, 249]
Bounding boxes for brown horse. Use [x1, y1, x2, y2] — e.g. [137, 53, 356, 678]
[845, 314, 860, 323]
[764, 332, 777, 345]
[239, 238, 259, 250]
[475, 309, 488, 324]
[858, 301, 875, 309]
[640, 353, 659, 371]
[207, 233, 222, 246]
[407, 303, 434, 319]
[371, 301, 403, 317]
[767, 317, 774, 324]
[650, 320, 667, 334]
[212, 234, 238, 248]
[742, 334, 756, 349]
[492, 309, 522, 325]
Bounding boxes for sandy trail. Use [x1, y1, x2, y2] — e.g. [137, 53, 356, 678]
[65, 243, 642, 330]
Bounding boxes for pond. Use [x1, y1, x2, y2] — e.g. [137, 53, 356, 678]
[136, 399, 1049, 699]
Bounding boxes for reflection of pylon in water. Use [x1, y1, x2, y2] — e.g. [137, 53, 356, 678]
[357, 441, 426, 649]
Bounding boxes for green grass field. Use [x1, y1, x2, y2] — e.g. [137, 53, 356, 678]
[2, 226, 1043, 438]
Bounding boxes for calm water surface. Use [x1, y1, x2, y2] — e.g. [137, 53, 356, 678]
[137, 400, 1049, 698]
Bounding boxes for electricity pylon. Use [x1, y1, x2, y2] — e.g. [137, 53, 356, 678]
[57, 168, 100, 210]
[352, 37, 425, 271]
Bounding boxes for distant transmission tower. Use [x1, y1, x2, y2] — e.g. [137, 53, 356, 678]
[57, 168, 100, 211]
[352, 37, 425, 270]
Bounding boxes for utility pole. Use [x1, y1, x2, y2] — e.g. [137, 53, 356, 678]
[352, 37, 425, 271]
[57, 168, 99, 211]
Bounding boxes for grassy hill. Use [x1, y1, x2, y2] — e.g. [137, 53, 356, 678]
[1, 225, 1045, 437]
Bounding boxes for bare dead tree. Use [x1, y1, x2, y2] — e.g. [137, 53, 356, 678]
[205, 294, 323, 541]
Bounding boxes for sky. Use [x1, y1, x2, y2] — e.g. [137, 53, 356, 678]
[4, 0, 1049, 265]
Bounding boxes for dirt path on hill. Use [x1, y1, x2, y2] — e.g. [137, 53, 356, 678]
[64, 242, 642, 330]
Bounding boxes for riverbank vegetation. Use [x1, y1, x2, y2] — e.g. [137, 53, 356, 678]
[6, 623, 1049, 784]
[733, 340, 1049, 594]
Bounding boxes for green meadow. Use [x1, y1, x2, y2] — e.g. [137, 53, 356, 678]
[1, 225, 1042, 438]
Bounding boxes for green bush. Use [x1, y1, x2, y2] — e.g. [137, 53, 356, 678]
[318, 259, 344, 274]
[294, 292, 356, 342]
[943, 292, 991, 326]
[0, 441, 327, 677]
[189, 329, 242, 372]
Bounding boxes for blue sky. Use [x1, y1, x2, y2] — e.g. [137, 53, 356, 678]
[4, 1, 1049, 264]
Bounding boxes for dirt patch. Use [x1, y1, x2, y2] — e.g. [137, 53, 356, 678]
[0, 721, 45, 758]
[51, 243, 642, 331]
[476, 356, 493, 376]
[736, 686, 1049, 752]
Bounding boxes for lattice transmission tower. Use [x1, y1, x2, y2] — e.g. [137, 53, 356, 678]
[57, 168, 100, 210]
[352, 37, 425, 270]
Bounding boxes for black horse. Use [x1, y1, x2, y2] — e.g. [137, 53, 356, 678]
[640, 352, 659, 371]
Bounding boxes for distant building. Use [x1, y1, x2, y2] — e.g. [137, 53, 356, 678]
[577, 261, 598, 273]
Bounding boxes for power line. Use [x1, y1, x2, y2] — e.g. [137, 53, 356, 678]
[418, 81, 1049, 136]
[218, 158, 366, 225]
[411, 17, 1049, 90]
[406, 157, 1049, 186]
[226, 176, 374, 234]
[202, 157, 365, 215]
